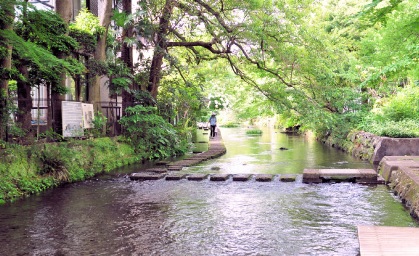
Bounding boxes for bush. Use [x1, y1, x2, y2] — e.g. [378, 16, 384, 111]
[378, 86, 419, 121]
[357, 86, 419, 138]
[119, 105, 188, 159]
[361, 119, 419, 138]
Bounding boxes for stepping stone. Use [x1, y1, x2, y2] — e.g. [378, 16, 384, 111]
[130, 172, 165, 181]
[187, 174, 209, 181]
[165, 173, 187, 181]
[232, 174, 252, 181]
[155, 161, 170, 166]
[280, 174, 297, 182]
[302, 169, 378, 184]
[167, 166, 183, 171]
[210, 174, 230, 181]
[142, 168, 167, 174]
[255, 174, 273, 182]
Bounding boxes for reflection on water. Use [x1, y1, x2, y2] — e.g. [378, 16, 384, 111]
[186, 127, 373, 174]
[0, 127, 417, 255]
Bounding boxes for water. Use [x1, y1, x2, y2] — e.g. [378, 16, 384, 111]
[0, 127, 417, 256]
[186, 127, 373, 175]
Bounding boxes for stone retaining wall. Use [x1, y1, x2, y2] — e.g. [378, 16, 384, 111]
[346, 131, 419, 164]
[378, 156, 419, 219]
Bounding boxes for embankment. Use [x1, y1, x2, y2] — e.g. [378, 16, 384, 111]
[378, 156, 419, 219]
[324, 131, 419, 165]
[324, 131, 419, 219]
[0, 137, 140, 203]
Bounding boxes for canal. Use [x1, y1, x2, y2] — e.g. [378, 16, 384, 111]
[0, 127, 417, 255]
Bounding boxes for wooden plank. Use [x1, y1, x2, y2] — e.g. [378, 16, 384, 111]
[358, 226, 419, 256]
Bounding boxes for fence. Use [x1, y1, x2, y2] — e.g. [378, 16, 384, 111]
[28, 99, 123, 137]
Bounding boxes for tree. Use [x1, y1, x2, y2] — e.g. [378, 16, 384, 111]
[0, 0, 15, 140]
[88, 0, 113, 112]
[135, 0, 253, 100]
[7, 5, 83, 141]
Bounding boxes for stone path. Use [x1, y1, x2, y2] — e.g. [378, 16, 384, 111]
[302, 169, 385, 184]
[129, 131, 382, 185]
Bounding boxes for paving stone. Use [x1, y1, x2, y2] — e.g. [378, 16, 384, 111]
[187, 174, 209, 181]
[232, 174, 252, 181]
[210, 174, 230, 181]
[280, 174, 297, 182]
[255, 174, 273, 182]
[165, 174, 187, 180]
[130, 172, 166, 181]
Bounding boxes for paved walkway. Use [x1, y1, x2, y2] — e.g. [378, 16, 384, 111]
[358, 226, 419, 256]
[130, 131, 228, 180]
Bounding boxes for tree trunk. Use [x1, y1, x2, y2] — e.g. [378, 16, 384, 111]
[55, 0, 73, 24]
[0, 0, 14, 140]
[121, 0, 134, 115]
[147, 0, 174, 100]
[52, 0, 73, 135]
[88, 0, 113, 113]
[16, 65, 33, 141]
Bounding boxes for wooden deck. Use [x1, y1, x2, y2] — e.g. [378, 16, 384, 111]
[358, 226, 419, 256]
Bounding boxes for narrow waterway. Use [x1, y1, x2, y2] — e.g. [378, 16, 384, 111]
[0, 127, 417, 256]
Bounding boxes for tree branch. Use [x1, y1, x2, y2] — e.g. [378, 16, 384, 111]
[167, 40, 231, 54]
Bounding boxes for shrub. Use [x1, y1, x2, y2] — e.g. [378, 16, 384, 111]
[119, 105, 188, 159]
[90, 112, 107, 138]
[378, 86, 419, 121]
[362, 119, 419, 138]
[39, 145, 70, 182]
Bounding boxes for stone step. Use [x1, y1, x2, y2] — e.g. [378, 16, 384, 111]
[141, 168, 167, 174]
[187, 174, 209, 181]
[210, 174, 231, 181]
[280, 174, 297, 182]
[232, 174, 252, 181]
[302, 169, 378, 184]
[165, 173, 187, 181]
[255, 174, 273, 182]
[130, 172, 166, 181]
[167, 166, 183, 171]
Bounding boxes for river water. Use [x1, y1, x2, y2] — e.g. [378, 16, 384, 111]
[0, 127, 417, 255]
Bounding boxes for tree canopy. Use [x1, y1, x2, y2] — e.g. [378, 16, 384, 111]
[1, 0, 418, 144]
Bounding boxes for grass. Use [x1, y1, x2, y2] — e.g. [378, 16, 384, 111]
[0, 137, 141, 203]
[246, 129, 263, 135]
[220, 122, 240, 128]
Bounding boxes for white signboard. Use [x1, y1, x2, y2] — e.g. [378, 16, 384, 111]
[62, 101, 95, 137]
[82, 103, 94, 129]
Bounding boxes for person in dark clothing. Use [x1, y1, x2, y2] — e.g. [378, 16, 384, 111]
[209, 113, 217, 138]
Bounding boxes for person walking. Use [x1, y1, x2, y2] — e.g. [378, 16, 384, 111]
[209, 112, 217, 138]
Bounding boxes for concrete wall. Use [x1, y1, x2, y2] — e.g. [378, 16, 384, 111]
[347, 131, 419, 164]
[378, 156, 419, 219]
